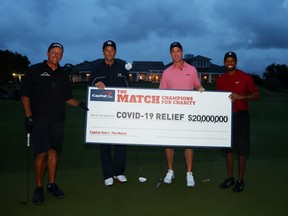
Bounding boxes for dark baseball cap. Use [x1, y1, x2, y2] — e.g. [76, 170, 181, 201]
[103, 40, 116, 50]
[170, 42, 183, 52]
[48, 42, 64, 52]
[224, 51, 237, 61]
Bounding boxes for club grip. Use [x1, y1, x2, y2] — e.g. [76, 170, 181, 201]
[27, 133, 30, 147]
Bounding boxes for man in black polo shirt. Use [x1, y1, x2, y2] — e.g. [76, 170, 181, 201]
[21, 42, 88, 204]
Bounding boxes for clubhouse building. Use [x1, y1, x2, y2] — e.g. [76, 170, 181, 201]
[72, 54, 225, 83]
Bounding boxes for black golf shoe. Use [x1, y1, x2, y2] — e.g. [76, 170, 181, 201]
[233, 180, 244, 192]
[33, 187, 44, 205]
[219, 177, 235, 188]
[47, 183, 64, 198]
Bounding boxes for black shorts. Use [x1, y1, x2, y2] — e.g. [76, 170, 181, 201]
[223, 111, 250, 156]
[31, 120, 64, 154]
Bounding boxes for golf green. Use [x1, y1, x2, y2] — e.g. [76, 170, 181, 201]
[1, 85, 287, 216]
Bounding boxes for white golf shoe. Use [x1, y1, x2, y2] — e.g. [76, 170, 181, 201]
[186, 172, 195, 187]
[114, 175, 127, 183]
[104, 177, 114, 186]
[164, 170, 174, 184]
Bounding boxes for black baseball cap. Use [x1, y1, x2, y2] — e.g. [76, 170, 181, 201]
[170, 42, 183, 52]
[224, 51, 237, 61]
[103, 40, 116, 50]
[48, 42, 64, 52]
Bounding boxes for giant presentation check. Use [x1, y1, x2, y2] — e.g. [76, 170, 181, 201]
[85, 87, 232, 147]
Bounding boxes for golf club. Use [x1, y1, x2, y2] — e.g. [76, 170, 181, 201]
[134, 146, 147, 183]
[20, 132, 31, 205]
[202, 148, 216, 183]
[156, 147, 163, 188]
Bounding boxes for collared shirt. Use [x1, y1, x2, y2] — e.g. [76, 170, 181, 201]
[216, 69, 258, 112]
[159, 61, 201, 90]
[21, 61, 73, 121]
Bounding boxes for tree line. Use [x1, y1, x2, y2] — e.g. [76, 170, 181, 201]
[261, 63, 288, 91]
[0, 50, 30, 83]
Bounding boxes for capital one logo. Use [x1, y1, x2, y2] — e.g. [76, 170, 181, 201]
[90, 89, 115, 102]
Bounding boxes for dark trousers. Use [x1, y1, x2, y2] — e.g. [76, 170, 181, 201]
[222, 111, 250, 155]
[100, 144, 127, 179]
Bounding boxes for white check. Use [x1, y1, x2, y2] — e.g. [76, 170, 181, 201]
[85, 87, 232, 147]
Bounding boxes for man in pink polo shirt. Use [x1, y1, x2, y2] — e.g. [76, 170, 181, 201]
[159, 42, 205, 187]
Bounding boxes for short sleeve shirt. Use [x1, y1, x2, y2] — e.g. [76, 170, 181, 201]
[21, 61, 73, 120]
[159, 61, 201, 90]
[216, 69, 258, 112]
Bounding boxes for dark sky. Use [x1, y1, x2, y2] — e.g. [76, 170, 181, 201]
[1, 0, 288, 75]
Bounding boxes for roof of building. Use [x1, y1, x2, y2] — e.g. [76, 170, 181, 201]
[73, 55, 224, 74]
[164, 56, 225, 73]
[131, 61, 165, 71]
[190, 55, 212, 61]
[73, 58, 126, 72]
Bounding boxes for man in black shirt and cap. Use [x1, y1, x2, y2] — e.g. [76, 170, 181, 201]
[21, 42, 88, 204]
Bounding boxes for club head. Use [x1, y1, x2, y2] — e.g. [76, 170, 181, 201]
[139, 177, 147, 182]
[202, 179, 211, 183]
[156, 181, 161, 188]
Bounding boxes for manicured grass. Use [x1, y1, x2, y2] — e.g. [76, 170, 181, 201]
[1, 84, 288, 216]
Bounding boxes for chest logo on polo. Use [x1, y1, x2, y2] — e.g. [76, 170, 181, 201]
[40, 72, 50, 77]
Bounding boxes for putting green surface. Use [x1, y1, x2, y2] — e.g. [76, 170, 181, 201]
[1, 86, 287, 216]
[2, 158, 288, 216]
